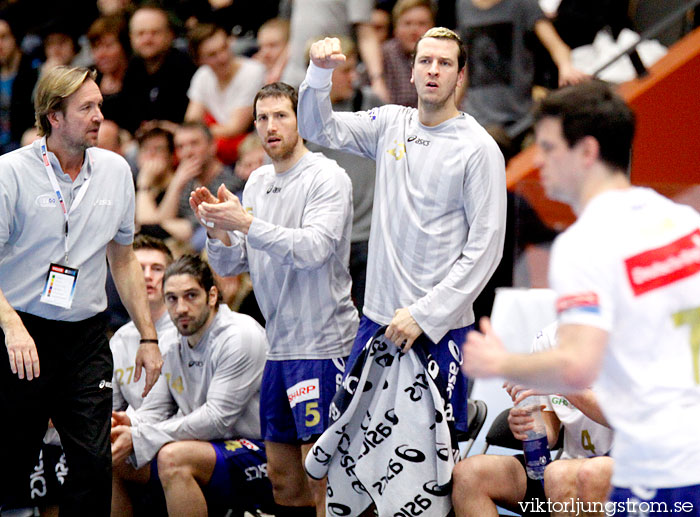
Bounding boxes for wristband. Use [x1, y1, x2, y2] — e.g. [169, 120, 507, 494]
[139, 338, 158, 344]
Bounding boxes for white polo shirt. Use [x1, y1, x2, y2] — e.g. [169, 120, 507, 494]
[0, 140, 135, 321]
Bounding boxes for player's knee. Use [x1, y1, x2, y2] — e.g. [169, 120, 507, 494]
[576, 459, 612, 501]
[452, 456, 490, 496]
[544, 460, 569, 500]
[156, 443, 193, 486]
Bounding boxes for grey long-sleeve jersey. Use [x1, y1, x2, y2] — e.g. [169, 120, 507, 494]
[298, 64, 507, 342]
[129, 306, 267, 468]
[206, 151, 359, 361]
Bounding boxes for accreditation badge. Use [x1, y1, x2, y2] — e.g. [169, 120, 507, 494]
[40, 263, 79, 309]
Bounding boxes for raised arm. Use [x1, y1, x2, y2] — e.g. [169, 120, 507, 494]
[464, 319, 609, 393]
[298, 37, 381, 160]
[534, 19, 589, 87]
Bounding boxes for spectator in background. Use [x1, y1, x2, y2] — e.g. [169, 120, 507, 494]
[97, 0, 133, 17]
[118, 6, 196, 133]
[282, 0, 389, 102]
[178, 0, 280, 44]
[382, 0, 435, 108]
[254, 18, 290, 85]
[234, 132, 266, 187]
[97, 119, 126, 155]
[133, 125, 193, 244]
[371, 7, 392, 43]
[39, 20, 80, 74]
[185, 23, 266, 165]
[87, 14, 131, 123]
[0, 11, 39, 154]
[158, 122, 243, 250]
[456, 0, 587, 135]
[304, 36, 378, 313]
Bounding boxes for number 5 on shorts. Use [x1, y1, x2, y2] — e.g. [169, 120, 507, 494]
[305, 401, 321, 427]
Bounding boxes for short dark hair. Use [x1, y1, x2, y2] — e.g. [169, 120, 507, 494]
[176, 121, 214, 143]
[163, 254, 221, 303]
[534, 81, 636, 173]
[412, 27, 466, 72]
[187, 23, 226, 62]
[133, 234, 173, 264]
[253, 82, 298, 120]
[87, 14, 131, 55]
[136, 126, 175, 154]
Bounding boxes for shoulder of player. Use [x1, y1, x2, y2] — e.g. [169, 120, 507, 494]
[246, 164, 275, 188]
[89, 147, 132, 178]
[157, 325, 179, 355]
[377, 103, 413, 124]
[209, 306, 268, 354]
[302, 152, 351, 187]
[450, 113, 502, 152]
[110, 320, 139, 347]
[0, 143, 45, 180]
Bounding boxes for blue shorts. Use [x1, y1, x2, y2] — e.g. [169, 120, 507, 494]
[151, 438, 272, 512]
[348, 315, 472, 433]
[260, 357, 346, 443]
[608, 484, 700, 516]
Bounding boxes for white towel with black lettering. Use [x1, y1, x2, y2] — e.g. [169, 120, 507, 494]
[305, 330, 458, 517]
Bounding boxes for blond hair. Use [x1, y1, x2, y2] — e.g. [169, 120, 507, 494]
[34, 66, 97, 137]
[258, 18, 290, 42]
[413, 27, 466, 71]
[392, 0, 436, 24]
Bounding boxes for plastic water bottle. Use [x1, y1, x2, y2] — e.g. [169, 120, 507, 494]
[517, 395, 551, 482]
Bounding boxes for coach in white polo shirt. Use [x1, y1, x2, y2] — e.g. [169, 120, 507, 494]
[0, 66, 162, 516]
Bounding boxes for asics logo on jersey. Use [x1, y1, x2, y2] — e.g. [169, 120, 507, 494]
[266, 185, 282, 194]
[407, 135, 431, 146]
[188, 360, 204, 367]
[625, 230, 700, 296]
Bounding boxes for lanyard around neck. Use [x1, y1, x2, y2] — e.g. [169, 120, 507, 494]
[40, 137, 92, 264]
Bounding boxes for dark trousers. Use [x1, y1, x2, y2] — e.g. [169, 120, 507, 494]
[0, 311, 113, 516]
[350, 240, 368, 314]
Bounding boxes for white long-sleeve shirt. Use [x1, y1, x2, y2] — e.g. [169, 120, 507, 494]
[207, 151, 358, 360]
[110, 311, 176, 414]
[298, 64, 506, 342]
[129, 305, 267, 468]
